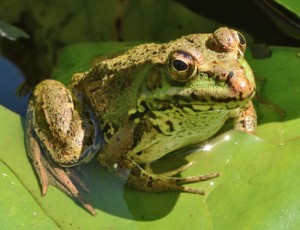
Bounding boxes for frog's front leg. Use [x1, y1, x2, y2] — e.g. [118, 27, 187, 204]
[98, 123, 219, 194]
[234, 101, 257, 133]
[26, 79, 101, 216]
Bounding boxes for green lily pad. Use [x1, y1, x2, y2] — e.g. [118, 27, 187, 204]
[0, 107, 58, 229]
[52, 42, 139, 85]
[0, 21, 30, 41]
[255, 0, 300, 40]
[276, 0, 300, 15]
[1, 43, 300, 229]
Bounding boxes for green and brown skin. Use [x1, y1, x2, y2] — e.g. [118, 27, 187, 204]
[26, 27, 257, 215]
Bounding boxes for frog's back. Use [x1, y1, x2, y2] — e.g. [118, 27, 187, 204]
[79, 36, 208, 134]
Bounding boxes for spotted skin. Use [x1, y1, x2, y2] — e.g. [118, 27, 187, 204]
[26, 27, 256, 215]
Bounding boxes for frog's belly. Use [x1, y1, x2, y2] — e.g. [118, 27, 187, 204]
[132, 109, 232, 164]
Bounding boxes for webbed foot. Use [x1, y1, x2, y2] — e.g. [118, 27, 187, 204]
[26, 129, 97, 216]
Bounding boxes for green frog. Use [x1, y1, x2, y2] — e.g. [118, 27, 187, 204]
[26, 27, 257, 215]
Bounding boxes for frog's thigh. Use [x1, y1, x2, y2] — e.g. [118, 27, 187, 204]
[31, 79, 75, 134]
[234, 101, 257, 133]
[28, 79, 88, 165]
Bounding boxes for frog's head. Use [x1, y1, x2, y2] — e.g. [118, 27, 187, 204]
[137, 27, 256, 113]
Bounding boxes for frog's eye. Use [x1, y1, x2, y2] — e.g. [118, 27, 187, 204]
[167, 51, 197, 82]
[236, 32, 246, 53]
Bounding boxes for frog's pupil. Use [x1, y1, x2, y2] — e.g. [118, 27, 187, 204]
[173, 60, 188, 71]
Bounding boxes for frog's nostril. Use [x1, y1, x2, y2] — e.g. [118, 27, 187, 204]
[214, 70, 234, 82]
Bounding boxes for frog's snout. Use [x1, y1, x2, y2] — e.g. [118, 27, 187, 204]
[226, 70, 256, 100]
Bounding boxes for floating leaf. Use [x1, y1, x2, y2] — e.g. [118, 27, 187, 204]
[0, 21, 29, 41]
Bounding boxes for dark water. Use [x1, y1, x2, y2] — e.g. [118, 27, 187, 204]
[0, 56, 29, 117]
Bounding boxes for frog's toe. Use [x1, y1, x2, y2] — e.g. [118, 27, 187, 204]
[39, 154, 97, 216]
[165, 171, 220, 195]
[26, 126, 97, 216]
[143, 162, 219, 194]
[176, 172, 220, 184]
[48, 165, 97, 216]
[175, 172, 220, 194]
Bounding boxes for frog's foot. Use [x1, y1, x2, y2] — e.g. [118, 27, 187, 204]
[127, 160, 219, 195]
[26, 129, 96, 216]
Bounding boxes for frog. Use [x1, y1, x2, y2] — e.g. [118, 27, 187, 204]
[26, 27, 257, 216]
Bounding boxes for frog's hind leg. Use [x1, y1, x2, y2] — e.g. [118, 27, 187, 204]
[26, 106, 96, 216]
[25, 80, 98, 216]
[26, 124, 49, 195]
[98, 123, 220, 195]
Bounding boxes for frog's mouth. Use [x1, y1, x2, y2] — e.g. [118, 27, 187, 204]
[140, 83, 255, 113]
[174, 87, 255, 109]
[137, 90, 254, 118]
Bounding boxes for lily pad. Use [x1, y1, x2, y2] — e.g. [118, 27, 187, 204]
[0, 107, 58, 229]
[255, 0, 300, 40]
[1, 43, 300, 229]
[0, 21, 29, 41]
[276, 0, 300, 15]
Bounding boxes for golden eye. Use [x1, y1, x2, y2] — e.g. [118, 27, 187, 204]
[236, 31, 246, 53]
[167, 51, 197, 82]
